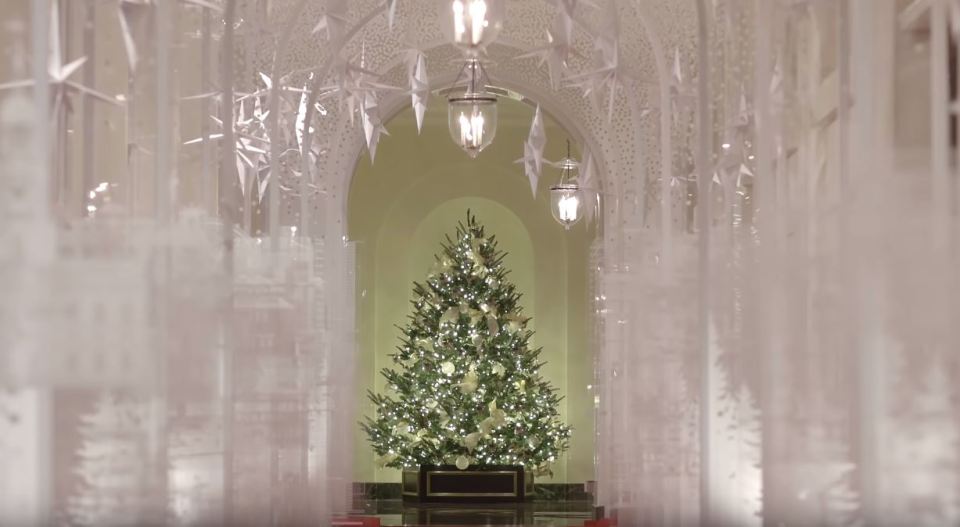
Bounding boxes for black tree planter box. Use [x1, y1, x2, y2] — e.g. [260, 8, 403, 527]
[402, 465, 534, 503]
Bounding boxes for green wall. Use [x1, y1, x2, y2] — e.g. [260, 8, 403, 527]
[347, 98, 594, 484]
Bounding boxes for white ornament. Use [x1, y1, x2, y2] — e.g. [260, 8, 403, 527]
[376, 452, 398, 467]
[441, 307, 460, 325]
[441, 362, 455, 376]
[464, 432, 482, 451]
[478, 417, 495, 436]
[486, 316, 499, 336]
[459, 371, 478, 393]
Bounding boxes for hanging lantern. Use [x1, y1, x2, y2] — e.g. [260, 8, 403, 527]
[440, 0, 505, 55]
[550, 143, 583, 229]
[550, 183, 583, 229]
[447, 58, 498, 158]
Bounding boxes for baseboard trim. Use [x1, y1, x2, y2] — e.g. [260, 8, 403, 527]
[353, 482, 592, 502]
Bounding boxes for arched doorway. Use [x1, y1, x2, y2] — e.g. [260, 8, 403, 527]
[346, 98, 595, 488]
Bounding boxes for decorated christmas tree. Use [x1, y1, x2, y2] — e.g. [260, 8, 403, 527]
[363, 212, 570, 476]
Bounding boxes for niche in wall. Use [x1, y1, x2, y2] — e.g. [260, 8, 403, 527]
[346, 98, 595, 485]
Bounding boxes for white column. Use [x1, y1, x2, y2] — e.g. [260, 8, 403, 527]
[848, 1, 896, 524]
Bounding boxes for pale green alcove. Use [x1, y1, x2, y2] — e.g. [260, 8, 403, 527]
[347, 97, 594, 484]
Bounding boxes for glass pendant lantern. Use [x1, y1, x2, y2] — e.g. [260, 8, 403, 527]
[440, 0, 505, 55]
[550, 142, 583, 230]
[447, 58, 498, 158]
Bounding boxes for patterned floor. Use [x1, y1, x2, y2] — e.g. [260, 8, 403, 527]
[354, 499, 595, 526]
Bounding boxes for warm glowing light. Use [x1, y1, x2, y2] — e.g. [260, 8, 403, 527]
[444, 0, 503, 53]
[449, 98, 496, 156]
[468, 0, 488, 44]
[452, 0, 490, 46]
[557, 193, 580, 222]
[447, 59, 497, 157]
[452, 1, 465, 41]
[457, 109, 485, 149]
[550, 184, 583, 229]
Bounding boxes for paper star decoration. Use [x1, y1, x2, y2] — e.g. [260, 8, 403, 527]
[291, 75, 330, 198]
[565, 38, 622, 122]
[314, 43, 396, 161]
[319, 48, 397, 127]
[517, 18, 577, 90]
[564, 2, 627, 123]
[181, 90, 236, 103]
[245, 71, 335, 153]
[407, 51, 429, 134]
[312, 0, 350, 41]
[385, 0, 399, 29]
[518, 0, 595, 89]
[183, 100, 268, 195]
[361, 92, 389, 162]
[527, 106, 548, 174]
[0, 0, 120, 117]
[514, 105, 548, 198]
[546, 0, 596, 44]
[295, 73, 333, 151]
[516, 142, 540, 199]
[113, 0, 222, 72]
[239, 72, 311, 102]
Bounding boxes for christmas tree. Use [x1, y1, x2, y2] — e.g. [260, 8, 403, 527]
[363, 212, 571, 476]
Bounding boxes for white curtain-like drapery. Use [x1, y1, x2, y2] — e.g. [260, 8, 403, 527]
[595, 1, 960, 526]
[0, 1, 359, 524]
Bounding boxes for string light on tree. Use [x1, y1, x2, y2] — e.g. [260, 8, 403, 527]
[362, 212, 570, 475]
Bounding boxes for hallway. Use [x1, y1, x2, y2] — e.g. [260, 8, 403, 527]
[1, 0, 959, 526]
